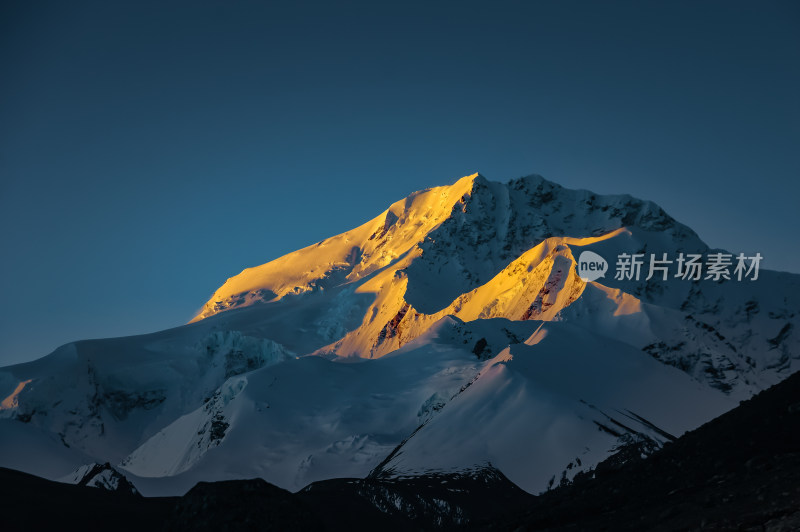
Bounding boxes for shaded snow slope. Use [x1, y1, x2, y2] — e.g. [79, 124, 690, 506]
[371, 321, 733, 493]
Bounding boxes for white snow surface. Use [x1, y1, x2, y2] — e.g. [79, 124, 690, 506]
[0, 172, 797, 496]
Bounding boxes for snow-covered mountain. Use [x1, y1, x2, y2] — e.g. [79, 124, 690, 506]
[59, 462, 140, 495]
[0, 172, 797, 496]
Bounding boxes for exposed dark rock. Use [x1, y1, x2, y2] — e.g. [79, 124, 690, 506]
[377, 302, 411, 343]
[70, 462, 140, 495]
[472, 337, 490, 358]
[101, 389, 166, 421]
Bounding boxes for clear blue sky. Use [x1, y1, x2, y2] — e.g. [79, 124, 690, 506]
[1, 1, 798, 365]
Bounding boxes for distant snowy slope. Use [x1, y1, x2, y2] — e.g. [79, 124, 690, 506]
[371, 321, 733, 493]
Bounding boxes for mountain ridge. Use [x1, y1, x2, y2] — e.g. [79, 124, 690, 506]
[0, 171, 797, 497]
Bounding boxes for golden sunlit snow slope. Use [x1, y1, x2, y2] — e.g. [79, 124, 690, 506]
[192, 173, 643, 359]
[317, 231, 636, 359]
[191, 174, 480, 322]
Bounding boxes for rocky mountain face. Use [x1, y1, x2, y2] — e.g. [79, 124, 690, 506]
[59, 462, 140, 495]
[0, 172, 797, 498]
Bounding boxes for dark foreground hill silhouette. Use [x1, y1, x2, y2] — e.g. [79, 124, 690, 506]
[491, 369, 800, 531]
[1, 369, 798, 531]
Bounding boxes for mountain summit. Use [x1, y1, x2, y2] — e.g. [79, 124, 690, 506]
[1, 172, 797, 495]
[194, 172, 696, 328]
[192, 173, 702, 357]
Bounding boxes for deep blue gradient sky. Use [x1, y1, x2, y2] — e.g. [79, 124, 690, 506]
[1, 1, 798, 365]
